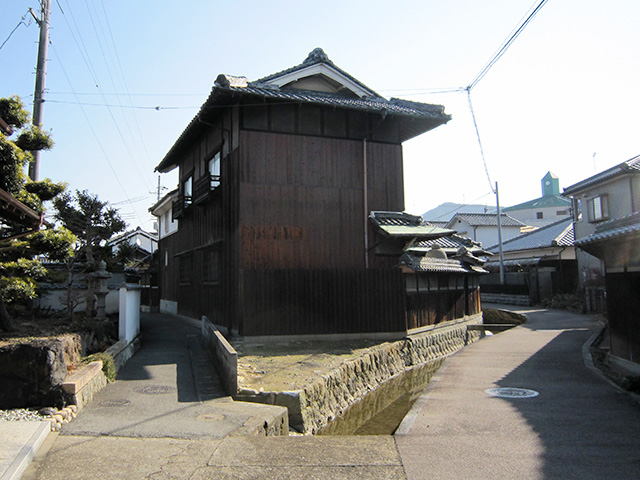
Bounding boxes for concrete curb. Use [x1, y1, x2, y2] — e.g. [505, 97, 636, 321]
[581, 321, 640, 404]
[0, 422, 50, 480]
[394, 354, 454, 436]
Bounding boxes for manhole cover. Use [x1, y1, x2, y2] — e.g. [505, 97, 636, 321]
[135, 385, 176, 395]
[99, 399, 131, 407]
[485, 387, 539, 399]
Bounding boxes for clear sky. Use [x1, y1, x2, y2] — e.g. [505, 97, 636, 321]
[2, 0, 639, 230]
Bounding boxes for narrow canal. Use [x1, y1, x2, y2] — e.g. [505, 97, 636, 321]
[316, 357, 446, 435]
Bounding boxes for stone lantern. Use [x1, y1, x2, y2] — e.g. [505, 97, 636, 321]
[90, 261, 111, 320]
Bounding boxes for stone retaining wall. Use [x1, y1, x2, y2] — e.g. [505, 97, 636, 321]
[481, 293, 531, 306]
[0, 335, 83, 409]
[62, 361, 107, 410]
[237, 313, 483, 434]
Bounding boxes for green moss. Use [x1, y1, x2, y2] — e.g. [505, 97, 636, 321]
[82, 352, 116, 382]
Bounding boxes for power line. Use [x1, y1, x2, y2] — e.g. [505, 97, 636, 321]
[43, 98, 194, 110]
[55, 0, 153, 193]
[427, 190, 495, 222]
[466, 91, 494, 193]
[0, 10, 32, 51]
[467, 0, 549, 91]
[99, 0, 156, 173]
[46, 91, 206, 97]
[50, 44, 146, 227]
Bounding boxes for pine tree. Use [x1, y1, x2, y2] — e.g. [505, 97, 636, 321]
[0, 96, 74, 331]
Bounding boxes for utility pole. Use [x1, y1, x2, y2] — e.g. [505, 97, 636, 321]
[495, 181, 505, 285]
[29, 0, 51, 181]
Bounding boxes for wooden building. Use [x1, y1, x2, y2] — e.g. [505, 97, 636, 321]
[152, 48, 486, 338]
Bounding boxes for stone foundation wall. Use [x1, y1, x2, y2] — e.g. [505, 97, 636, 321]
[238, 313, 483, 434]
[62, 361, 107, 409]
[481, 293, 531, 306]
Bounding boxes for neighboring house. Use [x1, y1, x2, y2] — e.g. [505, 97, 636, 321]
[149, 189, 178, 313]
[563, 154, 640, 306]
[482, 217, 576, 305]
[445, 213, 526, 249]
[108, 227, 158, 262]
[563, 154, 640, 368]
[503, 172, 572, 227]
[152, 48, 471, 338]
[405, 232, 490, 259]
[150, 189, 179, 241]
[422, 202, 494, 223]
[369, 211, 488, 330]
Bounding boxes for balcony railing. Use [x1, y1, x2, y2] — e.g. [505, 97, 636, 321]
[172, 195, 192, 220]
[193, 174, 221, 205]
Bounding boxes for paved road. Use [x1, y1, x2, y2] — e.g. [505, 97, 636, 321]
[23, 307, 640, 479]
[396, 306, 640, 479]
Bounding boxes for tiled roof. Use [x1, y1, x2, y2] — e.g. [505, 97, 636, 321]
[447, 213, 525, 228]
[156, 49, 450, 172]
[369, 211, 454, 238]
[256, 47, 381, 99]
[503, 194, 571, 211]
[425, 220, 450, 228]
[408, 234, 488, 255]
[487, 217, 574, 253]
[149, 188, 178, 214]
[575, 211, 640, 247]
[108, 227, 158, 246]
[400, 253, 488, 274]
[219, 82, 447, 120]
[563, 154, 640, 195]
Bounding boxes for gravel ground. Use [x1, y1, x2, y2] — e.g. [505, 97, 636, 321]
[0, 408, 48, 422]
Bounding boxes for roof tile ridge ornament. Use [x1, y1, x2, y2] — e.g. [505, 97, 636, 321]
[214, 74, 249, 89]
[303, 47, 331, 65]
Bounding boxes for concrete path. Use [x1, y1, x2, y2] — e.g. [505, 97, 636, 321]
[58, 313, 285, 440]
[0, 421, 50, 480]
[20, 307, 640, 480]
[396, 306, 640, 479]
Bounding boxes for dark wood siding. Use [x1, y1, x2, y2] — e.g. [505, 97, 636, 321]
[405, 273, 482, 330]
[606, 272, 640, 362]
[239, 268, 406, 336]
[237, 130, 403, 270]
[158, 103, 480, 338]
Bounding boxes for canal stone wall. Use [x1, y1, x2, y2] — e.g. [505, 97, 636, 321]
[236, 313, 483, 434]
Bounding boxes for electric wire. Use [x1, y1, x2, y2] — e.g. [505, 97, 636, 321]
[467, 91, 494, 194]
[99, 0, 156, 173]
[428, 191, 495, 222]
[56, 0, 153, 193]
[467, 0, 549, 91]
[0, 10, 31, 51]
[464, 0, 549, 193]
[50, 44, 146, 227]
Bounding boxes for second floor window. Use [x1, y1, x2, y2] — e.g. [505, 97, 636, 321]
[573, 198, 583, 222]
[588, 194, 609, 222]
[183, 176, 193, 206]
[208, 152, 221, 188]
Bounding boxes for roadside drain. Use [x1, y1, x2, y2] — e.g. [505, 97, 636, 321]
[485, 387, 539, 398]
[135, 385, 177, 395]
